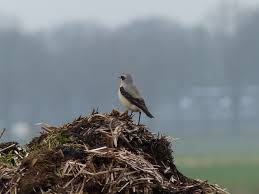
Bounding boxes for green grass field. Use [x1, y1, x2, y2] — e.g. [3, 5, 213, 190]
[171, 135, 259, 194]
[177, 160, 259, 194]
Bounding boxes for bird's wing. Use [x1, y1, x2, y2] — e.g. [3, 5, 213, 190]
[120, 86, 154, 118]
[129, 84, 141, 98]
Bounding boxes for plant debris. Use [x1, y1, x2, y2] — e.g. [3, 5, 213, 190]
[0, 109, 229, 194]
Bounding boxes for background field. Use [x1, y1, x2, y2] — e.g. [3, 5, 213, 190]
[174, 136, 259, 194]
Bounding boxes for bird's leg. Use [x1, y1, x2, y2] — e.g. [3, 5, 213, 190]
[137, 112, 141, 125]
[129, 110, 135, 119]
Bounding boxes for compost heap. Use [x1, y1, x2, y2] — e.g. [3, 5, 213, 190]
[0, 109, 228, 194]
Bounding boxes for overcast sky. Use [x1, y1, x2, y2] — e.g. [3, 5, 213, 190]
[0, 0, 259, 30]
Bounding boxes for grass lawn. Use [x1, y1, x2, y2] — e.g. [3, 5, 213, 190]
[178, 163, 259, 194]
[171, 136, 259, 194]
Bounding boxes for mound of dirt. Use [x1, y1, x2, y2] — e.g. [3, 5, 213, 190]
[0, 110, 228, 194]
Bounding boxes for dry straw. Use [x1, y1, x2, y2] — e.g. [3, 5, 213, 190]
[0, 109, 229, 194]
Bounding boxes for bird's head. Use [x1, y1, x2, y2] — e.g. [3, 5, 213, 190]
[119, 73, 133, 84]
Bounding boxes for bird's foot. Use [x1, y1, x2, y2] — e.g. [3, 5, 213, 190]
[129, 112, 135, 119]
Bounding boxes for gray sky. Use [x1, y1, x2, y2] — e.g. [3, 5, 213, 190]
[0, 0, 259, 30]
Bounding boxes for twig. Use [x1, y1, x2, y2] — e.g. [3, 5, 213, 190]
[0, 128, 6, 139]
[0, 143, 16, 153]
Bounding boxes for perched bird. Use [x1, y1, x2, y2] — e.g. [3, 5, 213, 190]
[118, 73, 154, 124]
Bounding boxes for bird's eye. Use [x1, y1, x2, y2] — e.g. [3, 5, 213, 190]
[121, 76, 125, 80]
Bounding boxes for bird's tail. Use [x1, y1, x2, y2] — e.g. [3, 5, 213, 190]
[143, 109, 154, 118]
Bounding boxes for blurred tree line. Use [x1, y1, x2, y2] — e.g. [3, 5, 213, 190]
[1, 7, 259, 138]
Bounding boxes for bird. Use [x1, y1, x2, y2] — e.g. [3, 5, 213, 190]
[118, 73, 154, 124]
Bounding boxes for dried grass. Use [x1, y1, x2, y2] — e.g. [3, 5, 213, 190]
[0, 109, 229, 194]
